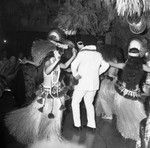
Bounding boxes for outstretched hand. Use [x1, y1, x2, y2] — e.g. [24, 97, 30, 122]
[19, 58, 27, 64]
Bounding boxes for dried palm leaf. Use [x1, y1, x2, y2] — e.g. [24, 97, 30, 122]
[55, 0, 114, 35]
[101, 0, 150, 16]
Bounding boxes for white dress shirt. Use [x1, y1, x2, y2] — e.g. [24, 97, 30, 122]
[71, 45, 109, 91]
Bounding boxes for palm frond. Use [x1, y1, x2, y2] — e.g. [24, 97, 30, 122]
[100, 0, 150, 16]
[55, 0, 112, 35]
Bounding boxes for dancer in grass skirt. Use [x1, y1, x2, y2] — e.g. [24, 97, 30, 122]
[95, 44, 124, 120]
[108, 39, 150, 148]
[95, 68, 117, 119]
[5, 30, 77, 144]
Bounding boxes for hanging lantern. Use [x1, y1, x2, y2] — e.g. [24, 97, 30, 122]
[126, 13, 147, 34]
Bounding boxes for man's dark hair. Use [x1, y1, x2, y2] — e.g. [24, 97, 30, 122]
[77, 35, 97, 46]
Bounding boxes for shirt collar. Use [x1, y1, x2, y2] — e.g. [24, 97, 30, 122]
[81, 45, 96, 51]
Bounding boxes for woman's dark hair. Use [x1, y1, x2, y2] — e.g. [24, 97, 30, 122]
[121, 56, 144, 90]
[99, 44, 125, 63]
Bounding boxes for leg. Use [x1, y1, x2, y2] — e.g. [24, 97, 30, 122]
[71, 89, 86, 127]
[138, 118, 147, 148]
[100, 98, 113, 120]
[98, 79, 114, 119]
[95, 91, 104, 116]
[84, 91, 96, 128]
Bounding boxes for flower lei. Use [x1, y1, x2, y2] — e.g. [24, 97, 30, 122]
[51, 65, 60, 96]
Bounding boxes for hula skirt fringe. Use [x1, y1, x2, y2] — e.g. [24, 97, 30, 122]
[28, 139, 86, 148]
[95, 78, 116, 116]
[114, 93, 146, 141]
[5, 91, 64, 144]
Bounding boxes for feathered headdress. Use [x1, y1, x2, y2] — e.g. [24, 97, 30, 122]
[48, 29, 65, 42]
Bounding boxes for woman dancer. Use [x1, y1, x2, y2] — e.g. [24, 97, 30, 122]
[5, 39, 77, 145]
[95, 64, 118, 119]
[95, 44, 124, 120]
[109, 39, 150, 148]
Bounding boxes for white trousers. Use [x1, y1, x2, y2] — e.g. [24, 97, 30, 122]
[71, 89, 96, 128]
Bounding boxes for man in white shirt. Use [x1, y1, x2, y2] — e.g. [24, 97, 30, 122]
[71, 38, 109, 131]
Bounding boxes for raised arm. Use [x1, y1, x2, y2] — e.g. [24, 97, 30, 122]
[99, 55, 110, 75]
[143, 64, 150, 73]
[60, 48, 77, 69]
[109, 61, 125, 69]
[45, 50, 61, 75]
[19, 58, 39, 67]
[24, 60, 39, 66]
[71, 52, 81, 78]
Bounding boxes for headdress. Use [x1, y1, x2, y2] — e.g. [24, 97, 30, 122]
[128, 48, 140, 57]
[48, 29, 65, 42]
[128, 39, 142, 51]
[128, 38, 147, 57]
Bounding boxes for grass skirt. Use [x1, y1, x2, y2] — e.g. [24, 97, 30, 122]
[5, 93, 64, 144]
[114, 93, 146, 141]
[95, 78, 116, 117]
[28, 139, 85, 148]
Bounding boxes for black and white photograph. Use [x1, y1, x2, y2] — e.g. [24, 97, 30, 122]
[1, 0, 150, 148]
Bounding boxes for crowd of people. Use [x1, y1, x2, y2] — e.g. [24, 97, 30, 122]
[1, 28, 150, 148]
[0, 50, 23, 100]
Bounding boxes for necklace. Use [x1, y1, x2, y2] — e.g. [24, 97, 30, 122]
[51, 65, 60, 85]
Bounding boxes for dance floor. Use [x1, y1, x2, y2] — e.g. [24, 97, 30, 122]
[62, 108, 135, 148]
[0, 100, 136, 148]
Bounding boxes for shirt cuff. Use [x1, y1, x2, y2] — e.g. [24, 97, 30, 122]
[73, 72, 79, 78]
